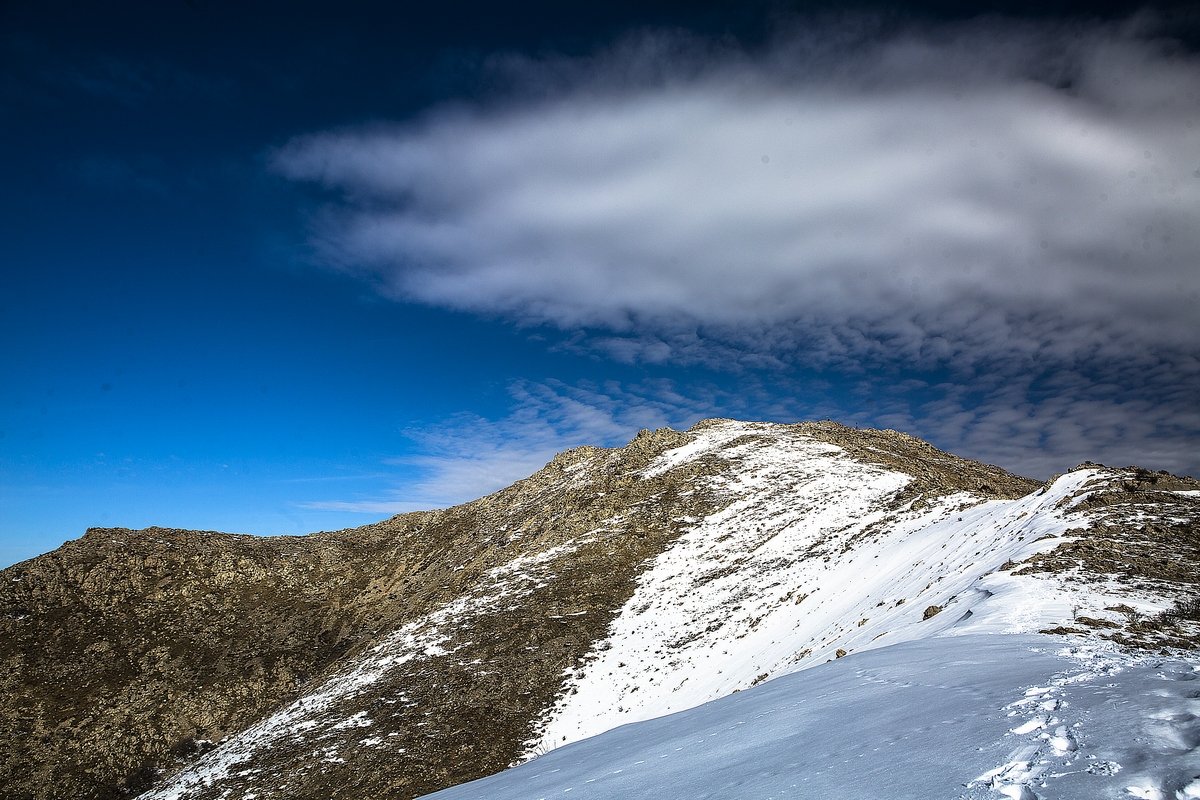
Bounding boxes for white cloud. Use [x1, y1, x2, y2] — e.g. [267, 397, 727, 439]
[277, 17, 1200, 375]
[279, 16, 1200, 490]
[299, 381, 733, 514]
[299, 370, 1200, 517]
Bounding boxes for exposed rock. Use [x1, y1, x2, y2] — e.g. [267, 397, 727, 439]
[1013, 467, 1200, 648]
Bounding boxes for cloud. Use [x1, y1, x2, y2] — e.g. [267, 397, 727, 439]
[862, 368, 1200, 478]
[278, 15, 1200, 483]
[300, 372, 1200, 518]
[277, 17, 1200, 375]
[299, 381, 735, 514]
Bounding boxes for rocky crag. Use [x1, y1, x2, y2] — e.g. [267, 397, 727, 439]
[2, 420, 1196, 800]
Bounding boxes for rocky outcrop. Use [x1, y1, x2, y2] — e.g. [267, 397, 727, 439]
[1012, 467, 1200, 650]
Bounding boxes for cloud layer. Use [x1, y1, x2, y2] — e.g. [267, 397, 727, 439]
[278, 16, 1200, 488]
[278, 18, 1199, 372]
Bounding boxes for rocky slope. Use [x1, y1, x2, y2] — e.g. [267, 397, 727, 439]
[1, 420, 1196, 800]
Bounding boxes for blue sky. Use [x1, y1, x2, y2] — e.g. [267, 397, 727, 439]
[2, 0, 1199, 567]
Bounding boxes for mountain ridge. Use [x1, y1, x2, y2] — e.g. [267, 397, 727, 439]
[2, 419, 1196, 800]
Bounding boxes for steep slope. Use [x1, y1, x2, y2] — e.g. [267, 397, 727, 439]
[2, 419, 1196, 800]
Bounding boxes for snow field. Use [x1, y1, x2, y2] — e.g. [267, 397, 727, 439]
[426, 636, 1200, 800]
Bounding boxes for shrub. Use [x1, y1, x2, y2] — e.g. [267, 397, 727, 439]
[1159, 596, 1200, 623]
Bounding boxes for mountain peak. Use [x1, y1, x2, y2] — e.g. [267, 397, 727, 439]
[2, 421, 1196, 800]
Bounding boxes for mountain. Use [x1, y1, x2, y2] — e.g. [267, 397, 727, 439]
[2, 419, 1197, 800]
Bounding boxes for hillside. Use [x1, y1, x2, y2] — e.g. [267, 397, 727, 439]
[2, 420, 1197, 800]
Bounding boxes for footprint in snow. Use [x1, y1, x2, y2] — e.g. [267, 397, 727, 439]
[1010, 716, 1050, 736]
[1140, 683, 1200, 754]
[1176, 777, 1200, 799]
[1043, 725, 1077, 756]
[1123, 785, 1164, 799]
[1147, 715, 1200, 752]
[996, 786, 1040, 800]
[1156, 667, 1198, 682]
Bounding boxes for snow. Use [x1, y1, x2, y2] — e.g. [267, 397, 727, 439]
[331, 712, 372, 730]
[639, 422, 750, 477]
[528, 423, 1123, 755]
[424, 636, 1200, 800]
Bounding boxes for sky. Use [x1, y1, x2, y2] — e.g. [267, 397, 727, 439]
[2, 0, 1198, 567]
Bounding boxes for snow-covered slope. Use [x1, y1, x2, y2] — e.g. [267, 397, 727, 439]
[427, 635, 1200, 800]
[528, 422, 1195, 755]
